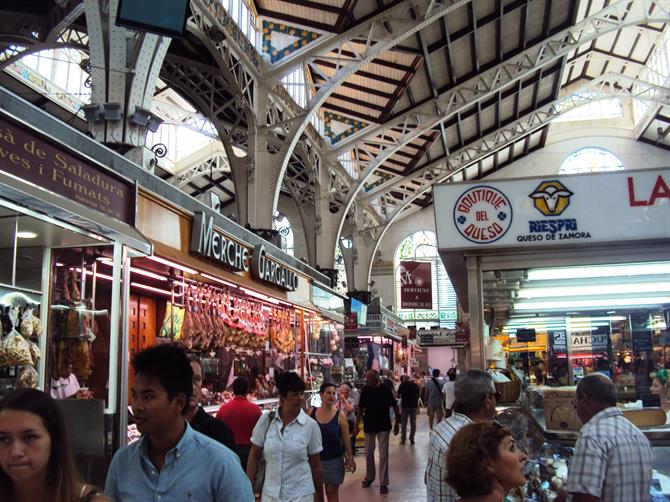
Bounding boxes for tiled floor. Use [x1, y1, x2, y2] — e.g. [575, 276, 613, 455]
[338, 412, 430, 501]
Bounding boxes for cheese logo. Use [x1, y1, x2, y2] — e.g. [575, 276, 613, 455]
[453, 186, 512, 244]
[529, 180, 573, 216]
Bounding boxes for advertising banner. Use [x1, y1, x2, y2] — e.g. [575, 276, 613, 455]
[400, 260, 433, 309]
[433, 168, 670, 251]
[344, 313, 358, 333]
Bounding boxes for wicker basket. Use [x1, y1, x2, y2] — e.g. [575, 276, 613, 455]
[494, 369, 521, 403]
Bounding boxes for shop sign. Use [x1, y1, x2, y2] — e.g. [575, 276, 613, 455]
[251, 244, 299, 291]
[408, 326, 417, 340]
[0, 116, 134, 224]
[190, 211, 249, 272]
[569, 330, 609, 353]
[550, 330, 567, 353]
[385, 316, 398, 335]
[417, 329, 459, 346]
[632, 330, 653, 352]
[398, 310, 457, 322]
[366, 313, 383, 329]
[455, 323, 470, 343]
[399, 261, 433, 309]
[344, 313, 358, 332]
[434, 168, 670, 251]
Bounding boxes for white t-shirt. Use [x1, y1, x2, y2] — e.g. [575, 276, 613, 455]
[442, 381, 456, 410]
[50, 373, 80, 399]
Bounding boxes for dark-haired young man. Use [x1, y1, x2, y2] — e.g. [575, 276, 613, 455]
[216, 376, 262, 469]
[186, 355, 236, 453]
[105, 344, 253, 502]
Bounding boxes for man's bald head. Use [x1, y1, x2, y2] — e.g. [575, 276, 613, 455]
[575, 373, 617, 424]
[576, 373, 616, 407]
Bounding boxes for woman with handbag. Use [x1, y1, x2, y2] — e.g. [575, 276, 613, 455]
[246, 372, 325, 502]
[309, 383, 356, 502]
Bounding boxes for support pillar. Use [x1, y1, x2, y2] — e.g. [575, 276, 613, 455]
[83, 0, 171, 159]
[466, 255, 485, 369]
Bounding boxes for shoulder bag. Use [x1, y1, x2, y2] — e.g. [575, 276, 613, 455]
[254, 410, 276, 494]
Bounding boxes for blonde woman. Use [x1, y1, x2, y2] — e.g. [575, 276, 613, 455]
[650, 368, 670, 423]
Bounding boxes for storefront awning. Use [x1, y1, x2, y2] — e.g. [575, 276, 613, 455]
[0, 170, 152, 256]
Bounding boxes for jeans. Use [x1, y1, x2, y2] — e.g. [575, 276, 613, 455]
[364, 430, 390, 486]
[400, 407, 417, 442]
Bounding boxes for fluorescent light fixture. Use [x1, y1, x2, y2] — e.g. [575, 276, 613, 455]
[241, 287, 281, 305]
[514, 296, 670, 310]
[201, 273, 237, 288]
[76, 268, 114, 281]
[130, 282, 176, 296]
[147, 255, 198, 275]
[527, 262, 670, 281]
[16, 231, 38, 239]
[100, 259, 167, 281]
[517, 282, 670, 298]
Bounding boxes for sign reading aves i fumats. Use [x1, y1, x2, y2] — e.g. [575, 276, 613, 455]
[0, 115, 134, 224]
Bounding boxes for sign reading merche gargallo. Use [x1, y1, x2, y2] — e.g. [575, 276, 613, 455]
[251, 244, 298, 291]
[0, 116, 134, 224]
[190, 211, 250, 272]
[190, 212, 299, 291]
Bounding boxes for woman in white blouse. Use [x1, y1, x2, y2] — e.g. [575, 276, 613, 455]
[247, 372, 325, 502]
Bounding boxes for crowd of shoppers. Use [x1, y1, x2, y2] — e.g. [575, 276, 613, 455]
[1, 351, 661, 502]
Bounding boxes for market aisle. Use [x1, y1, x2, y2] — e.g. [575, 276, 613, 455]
[339, 411, 430, 501]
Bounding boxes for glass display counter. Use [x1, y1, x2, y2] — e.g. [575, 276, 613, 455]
[498, 404, 670, 500]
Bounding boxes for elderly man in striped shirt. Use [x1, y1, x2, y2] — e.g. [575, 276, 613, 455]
[425, 369, 498, 502]
[566, 373, 652, 502]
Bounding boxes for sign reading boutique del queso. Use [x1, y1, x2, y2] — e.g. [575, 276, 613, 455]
[190, 211, 298, 291]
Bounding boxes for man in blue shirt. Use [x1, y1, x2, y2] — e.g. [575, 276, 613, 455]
[105, 344, 253, 502]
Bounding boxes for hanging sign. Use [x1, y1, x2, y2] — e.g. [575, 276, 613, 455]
[400, 260, 433, 309]
[434, 168, 670, 251]
[344, 313, 358, 333]
[0, 115, 135, 224]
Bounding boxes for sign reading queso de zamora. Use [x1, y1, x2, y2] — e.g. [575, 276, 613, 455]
[0, 116, 134, 224]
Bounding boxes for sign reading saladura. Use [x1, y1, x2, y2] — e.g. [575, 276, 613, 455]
[399, 260, 433, 309]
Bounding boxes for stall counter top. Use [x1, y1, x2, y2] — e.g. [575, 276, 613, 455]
[527, 407, 670, 447]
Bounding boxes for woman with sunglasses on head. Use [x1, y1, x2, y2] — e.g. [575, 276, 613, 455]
[446, 421, 528, 502]
[0, 388, 110, 502]
[309, 382, 356, 502]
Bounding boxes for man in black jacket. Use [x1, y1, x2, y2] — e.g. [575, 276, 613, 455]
[186, 355, 236, 454]
[357, 369, 400, 494]
[397, 375, 420, 445]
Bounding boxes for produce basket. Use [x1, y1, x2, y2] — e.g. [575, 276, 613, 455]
[493, 368, 521, 403]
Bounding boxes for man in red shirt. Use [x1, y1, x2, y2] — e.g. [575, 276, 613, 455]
[216, 377, 262, 469]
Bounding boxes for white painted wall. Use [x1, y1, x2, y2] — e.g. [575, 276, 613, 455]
[488, 127, 669, 180]
[277, 194, 308, 261]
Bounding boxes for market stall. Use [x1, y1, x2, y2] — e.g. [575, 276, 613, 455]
[434, 168, 670, 398]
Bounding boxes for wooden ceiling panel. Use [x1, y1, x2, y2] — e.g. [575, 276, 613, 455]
[314, 64, 400, 92]
[501, 7, 522, 55]
[450, 36, 475, 80]
[259, 0, 340, 25]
